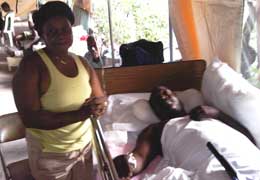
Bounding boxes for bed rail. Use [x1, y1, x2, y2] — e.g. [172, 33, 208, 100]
[91, 116, 119, 180]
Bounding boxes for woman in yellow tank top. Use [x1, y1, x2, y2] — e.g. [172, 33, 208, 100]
[12, 1, 107, 180]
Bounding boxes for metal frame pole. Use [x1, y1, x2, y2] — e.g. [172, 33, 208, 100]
[107, 0, 115, 67]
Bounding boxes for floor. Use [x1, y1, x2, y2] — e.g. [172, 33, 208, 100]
[0, 46, 17, 116]
[1, 19, 30, 116]
[0, 45, 18, 180]
[0, 20, 34, 117]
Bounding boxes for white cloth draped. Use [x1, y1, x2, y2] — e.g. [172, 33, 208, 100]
[143, 117, 260, 180]
[169, 0, 244, 70]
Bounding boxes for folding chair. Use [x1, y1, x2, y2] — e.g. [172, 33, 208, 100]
[0, 112, 34, 180]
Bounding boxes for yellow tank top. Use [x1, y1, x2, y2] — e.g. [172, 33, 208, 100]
[27, 49, 92, 153]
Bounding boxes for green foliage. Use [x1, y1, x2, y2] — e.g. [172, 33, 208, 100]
[247, 62, 260, 88]
[92, 0, 169, 46]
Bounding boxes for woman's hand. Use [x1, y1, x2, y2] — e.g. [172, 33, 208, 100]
[80, 96, 108, 118]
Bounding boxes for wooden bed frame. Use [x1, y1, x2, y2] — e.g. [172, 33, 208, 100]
[96, 60, 206, 95]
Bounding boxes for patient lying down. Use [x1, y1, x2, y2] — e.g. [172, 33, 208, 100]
[113, 86, 260, 180]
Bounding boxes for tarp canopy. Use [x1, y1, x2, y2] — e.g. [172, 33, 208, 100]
[0, 0, 37, 17]
[0, 0, 68, 17]
[169, 0, 244, 70]
[0, 0, 90, 17]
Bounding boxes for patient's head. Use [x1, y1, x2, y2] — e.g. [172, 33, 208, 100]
[149, 86, 185, 121]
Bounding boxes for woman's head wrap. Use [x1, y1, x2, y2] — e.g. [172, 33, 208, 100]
[33, 1, 74, 36]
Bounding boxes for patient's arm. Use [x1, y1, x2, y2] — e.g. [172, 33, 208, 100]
[113, 121, 166, 178]
[189, 105, 220, 120]
[190, 105, 256, 145]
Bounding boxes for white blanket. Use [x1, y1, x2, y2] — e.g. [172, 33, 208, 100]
[144, 117, 260, 180]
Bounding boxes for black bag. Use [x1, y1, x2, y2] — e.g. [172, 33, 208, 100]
[119, 39, 164, 66]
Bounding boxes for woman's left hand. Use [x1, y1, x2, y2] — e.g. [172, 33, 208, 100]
[82, 96, 108, 117]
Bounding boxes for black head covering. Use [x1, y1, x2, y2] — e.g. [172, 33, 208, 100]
[1, 2, 10, 12]
[33, 1, 74, 36]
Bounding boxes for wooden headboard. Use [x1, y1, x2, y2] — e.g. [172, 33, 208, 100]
[96, 60, 206, 95]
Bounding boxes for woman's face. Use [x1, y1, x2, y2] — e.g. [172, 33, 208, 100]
[41, 16, 73, 51]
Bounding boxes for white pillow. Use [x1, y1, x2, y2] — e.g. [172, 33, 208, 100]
[132, 99, 160, 124]
[100, 90, 204, 132]
[99, 93, 151, 132]
[202, 58, 260, 148]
